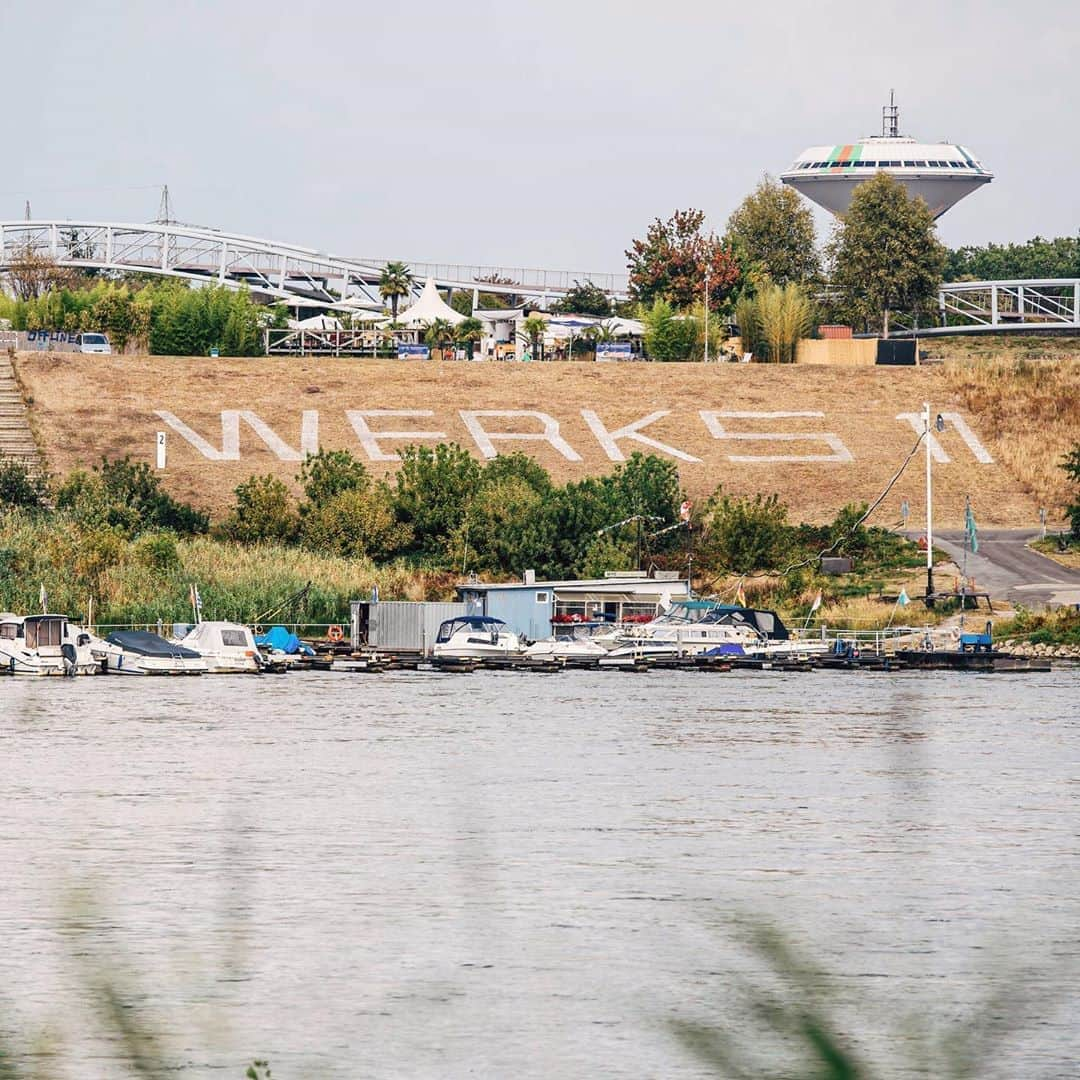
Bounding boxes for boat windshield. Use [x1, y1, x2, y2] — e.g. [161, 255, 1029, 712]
[436, 616, 507, 643]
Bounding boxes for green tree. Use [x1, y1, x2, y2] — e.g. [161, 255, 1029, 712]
[0, 459, 48, 510]
[219, 475, 298, 543]
[700, 489, 791, 574]
[55, 455, 209, 536]
[724, 175, 820, 286]
[640, 299, 698, 361]
[945, 234, 1080, 282]
[1062, 444, 1080, 541]
[221, 288, 262, 356]
[626, 208, 740, 310]
[423, 318, 456, 359]
[299, 483, 410, 560]
[827, 173, 946, 338]
[551, 280, 613, 316]
[520, 315, 547, 361]
[298, 449, 370, 507]
[455, 316, 484, 358]
[379, 261, 413, 321]
[393, 442, 482, 558]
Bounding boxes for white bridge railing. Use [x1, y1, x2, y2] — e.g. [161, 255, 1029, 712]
[0, 220, 629, 308]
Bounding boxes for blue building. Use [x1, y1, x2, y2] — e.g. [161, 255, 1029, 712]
[457, 574, 690, 641]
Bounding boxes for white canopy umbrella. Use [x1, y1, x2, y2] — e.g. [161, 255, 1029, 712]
[395, 277, 466, 327]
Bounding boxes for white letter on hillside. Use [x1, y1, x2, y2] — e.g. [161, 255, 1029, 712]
[581, 409, 700, 463]
[346, 410, 447, 462]
[459, 411, 582, 461]
[895, 412, 994, 464]
[154, 410, 319, 461]
[699, 411, 853, 463]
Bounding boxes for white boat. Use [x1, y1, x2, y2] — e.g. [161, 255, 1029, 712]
[598, 600, 827, 665]
[173, 621, 261, 673]
[432, 615, 523, 660]
[523, 624, 611, 661]
[103, 630, 208, 675]
[0, 613, 101, 676]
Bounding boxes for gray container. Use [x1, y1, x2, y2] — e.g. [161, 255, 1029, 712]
[351, 600, 468, 654]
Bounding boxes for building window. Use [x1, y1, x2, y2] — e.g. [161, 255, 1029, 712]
[535, 592, 549, 604]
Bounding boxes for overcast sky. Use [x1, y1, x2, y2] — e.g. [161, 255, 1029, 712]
[3, 0, 1077, 274]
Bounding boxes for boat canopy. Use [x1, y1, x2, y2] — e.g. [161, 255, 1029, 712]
[106, 630, 202, 658]
[436, 615, 507, 643]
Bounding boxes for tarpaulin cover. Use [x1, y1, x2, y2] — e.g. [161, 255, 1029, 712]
[254, 625, 313, 655]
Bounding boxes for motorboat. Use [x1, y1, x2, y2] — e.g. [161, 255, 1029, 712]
[523, 624, 611, 661]
[0, 613, 101, 676]
[103, 630, 208, 675]
[432, 615, 523, 660]
[599, 600, 826, 665]
[172, 620, 261, 673]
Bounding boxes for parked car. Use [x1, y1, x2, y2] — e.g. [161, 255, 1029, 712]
[74, 332, 112, 354]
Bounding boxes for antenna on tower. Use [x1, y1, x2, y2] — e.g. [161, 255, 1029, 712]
[155, 184, 174, 225]
[882, 90, 900, 138]
[24, 199, 31, 221]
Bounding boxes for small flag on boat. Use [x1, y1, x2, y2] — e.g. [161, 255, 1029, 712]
[735, 583, 747, 607]
[679, 500, 693, 523]
[964, 500, 978, 554]
[809, 590, 823, 613]
[897, 587, 910, 607]
[39, 582, 47, 613]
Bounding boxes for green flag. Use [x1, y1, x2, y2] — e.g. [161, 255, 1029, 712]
[965, 501, 978, 554]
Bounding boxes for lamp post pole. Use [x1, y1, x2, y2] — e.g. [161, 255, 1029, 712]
[704, 269, 710, 363]
[924, 401, 934, 605]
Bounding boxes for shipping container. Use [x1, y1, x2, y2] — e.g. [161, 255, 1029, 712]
[350, 600, 470, 653]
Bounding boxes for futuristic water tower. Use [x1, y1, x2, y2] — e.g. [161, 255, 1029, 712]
[780, 94, 992, 219]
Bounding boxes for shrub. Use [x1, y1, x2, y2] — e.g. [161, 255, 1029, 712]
[220, 475, 298, 544]
[298, 448, 370, 507]
[700, 489, 791, 574]
[300, 483, 411, 561]
[0, 459, 48, 510]
[131, 531, 181, 571]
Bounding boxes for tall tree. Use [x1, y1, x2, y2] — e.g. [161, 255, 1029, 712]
[625, 208, 740, 310]
[379, 260, 413, 321]
[724, 175, 820, 287]
[826, 173, 946, 338]
[551, 280, 613, 316]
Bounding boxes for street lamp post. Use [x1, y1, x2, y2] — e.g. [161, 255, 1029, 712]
[924, 403, 944, 606]
[704, 269, 710, 363]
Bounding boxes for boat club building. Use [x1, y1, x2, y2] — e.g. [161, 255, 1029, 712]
[457, 573, 689, 641]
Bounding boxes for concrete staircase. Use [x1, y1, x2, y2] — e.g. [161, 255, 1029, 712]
[0, 354, 41, 470]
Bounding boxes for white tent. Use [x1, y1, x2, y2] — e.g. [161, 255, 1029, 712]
[395, 277, 466, 327]
[290, 314, 343, 330]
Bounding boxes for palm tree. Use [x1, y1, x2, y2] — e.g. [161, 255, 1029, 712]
[455, 317, 484, 360]
[379, 261, 413, 322]
[424, 318, 455, 360]
[520, 315, 547, 362]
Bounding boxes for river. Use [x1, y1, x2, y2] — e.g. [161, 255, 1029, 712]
[2, 669, 1078, 1078]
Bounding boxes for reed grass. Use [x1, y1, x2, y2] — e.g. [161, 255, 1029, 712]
[0, 509, 455, 628]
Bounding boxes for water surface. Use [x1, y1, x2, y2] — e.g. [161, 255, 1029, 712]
[2, 669, 1078, 1078]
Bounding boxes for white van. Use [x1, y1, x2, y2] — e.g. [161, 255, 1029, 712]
[74, 332, 112, 354]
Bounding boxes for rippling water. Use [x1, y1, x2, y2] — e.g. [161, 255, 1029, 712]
[2, 669, 1079, 1078]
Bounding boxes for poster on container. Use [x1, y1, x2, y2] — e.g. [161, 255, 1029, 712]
[397, 344, 431, 360]
[595, 341, 632, 362]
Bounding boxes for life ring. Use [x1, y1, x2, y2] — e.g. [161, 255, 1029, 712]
[327, 625, 344, 642]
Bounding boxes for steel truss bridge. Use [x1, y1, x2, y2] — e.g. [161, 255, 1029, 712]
[0, 220, 629, 309]
[892, 279, 1080, 336]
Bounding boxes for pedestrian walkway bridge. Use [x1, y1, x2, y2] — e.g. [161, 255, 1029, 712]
[0, 219, 629, 309]
[894, 278, 1080, 336]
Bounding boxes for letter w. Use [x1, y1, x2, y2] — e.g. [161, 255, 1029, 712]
[155, 410, 319, 461]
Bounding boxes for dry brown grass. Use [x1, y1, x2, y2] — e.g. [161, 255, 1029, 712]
[941, 357, 1080, 517]
[14, 351, 1068, 527]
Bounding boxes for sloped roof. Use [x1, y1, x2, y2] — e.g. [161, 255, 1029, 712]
[395, 277, 466, 326]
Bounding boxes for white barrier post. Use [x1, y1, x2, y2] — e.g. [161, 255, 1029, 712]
[156, 431, 167, 470]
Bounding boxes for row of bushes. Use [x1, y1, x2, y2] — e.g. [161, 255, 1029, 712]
[0, 280, 287, 356]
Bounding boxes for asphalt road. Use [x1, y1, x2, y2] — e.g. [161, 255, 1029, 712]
[917, 529, 1080, 609]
